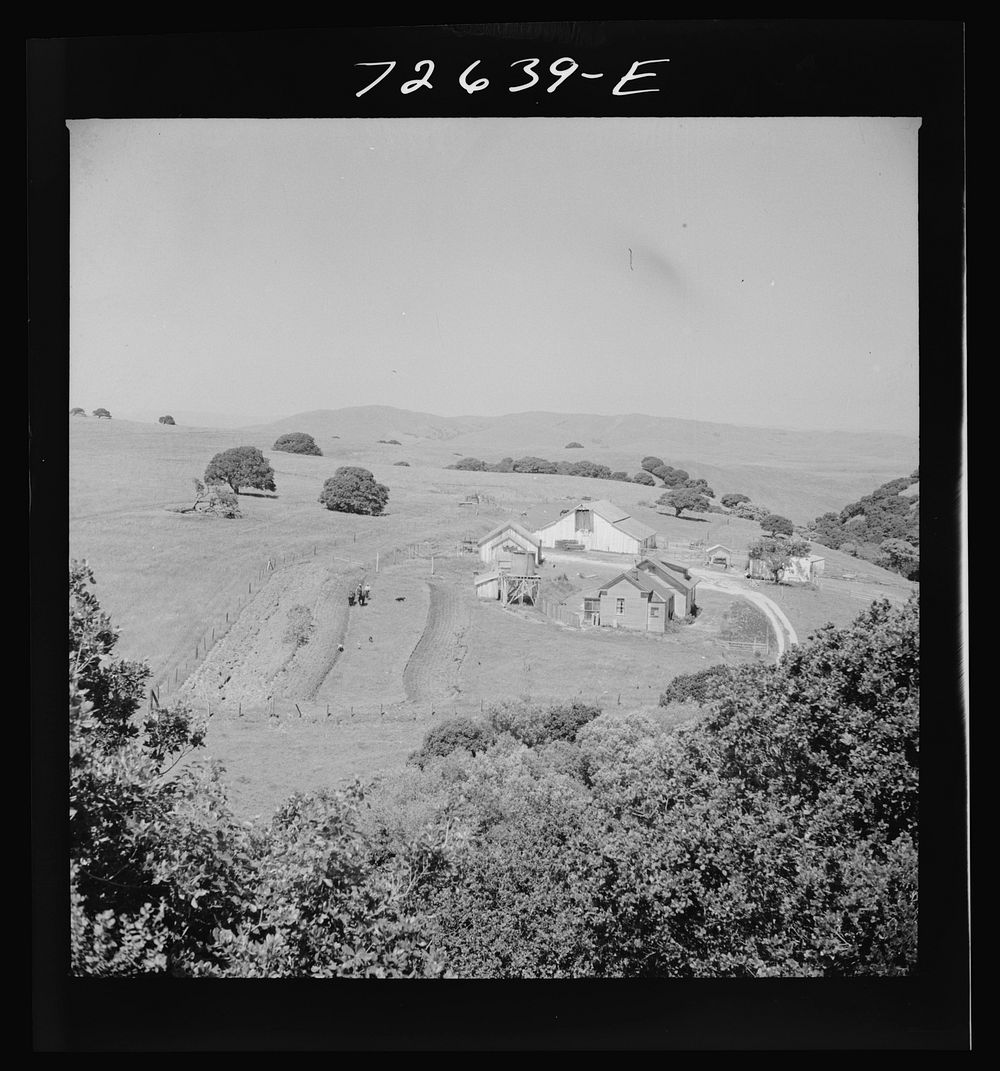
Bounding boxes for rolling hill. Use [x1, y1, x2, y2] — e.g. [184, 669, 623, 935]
[234, 406, 918, 524]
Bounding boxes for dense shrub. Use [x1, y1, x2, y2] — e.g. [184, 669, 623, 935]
[451, 457, 488, 471]
[70, 407, 86, 416]
[159, 415, 176, 425]
[761, 513, 795, 537]
[609, 471, 629, 482]
[565, 441, 584, 449]
[513, 456, 558, 474]
[273, 431, 321, 455]
[659, 663, 736, 706]
[189, 478, 241, 518]
[808, 475, 919, 574]
[632, 471, 655, 486]
[684, 477, 715, 498]
[93, 407, 112, 419]
[318, 467, 389, 516]
[410, 717, 494, 767]
[721, 493, 750, 509]
[652, 465, 689, 487]
[488, 700, 603, 747]
[641, 456, 665, 474]
[393, 460, 410, 466]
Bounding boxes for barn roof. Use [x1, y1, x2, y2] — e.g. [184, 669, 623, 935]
[536, 499, 657, 540]
[614, 515, 658, 541]
[705, 544, 733, 554]
[585, 499, 631, 523]
[477, 521, 540, 548]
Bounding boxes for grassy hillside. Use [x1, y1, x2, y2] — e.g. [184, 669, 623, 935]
[69, 413, 916, 818]
[232, 406, 917, 524]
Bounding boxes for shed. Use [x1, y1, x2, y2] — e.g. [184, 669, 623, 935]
[748, 553, 826, 584]
[704, 543, 734, 568]
[474, 571, 501, 600]
[534, 499, 658, 555]
[478, 521, 543, 568]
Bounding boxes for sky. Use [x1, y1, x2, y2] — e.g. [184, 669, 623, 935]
[69, 116, 920, 434]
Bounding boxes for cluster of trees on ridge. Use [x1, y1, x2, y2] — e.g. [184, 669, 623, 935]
[70, 407, 112, 419]
[447, 453, 776, 522]
[71, 560, 918, 978]
[805, 472, 919, 580]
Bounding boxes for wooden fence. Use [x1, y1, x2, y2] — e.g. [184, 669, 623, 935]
[716, 637, 771, 655]
[536, 594, 582, 628]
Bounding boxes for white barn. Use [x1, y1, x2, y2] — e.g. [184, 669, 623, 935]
[535, 499, 658, 555]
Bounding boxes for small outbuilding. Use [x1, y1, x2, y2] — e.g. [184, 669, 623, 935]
[748, 553, 826, 584]
[478, 521, 543, 569]
[474, 571, 501, 600]
[704, 544, 734, 568]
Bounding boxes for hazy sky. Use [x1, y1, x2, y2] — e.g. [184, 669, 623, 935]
[69, 117, 919, 434]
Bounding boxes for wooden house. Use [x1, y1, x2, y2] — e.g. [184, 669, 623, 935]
[635, 557, 700, 617]
[596, 569, 677, 632]
[534, 499, 658, 555]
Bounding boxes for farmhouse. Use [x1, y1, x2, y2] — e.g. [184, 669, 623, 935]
[594, 568, 677, 632]
[635, 557, 700, 617]
[749, 553, 826, 584]
[478, 521, 543, 569]
[534, 499, 658, 555]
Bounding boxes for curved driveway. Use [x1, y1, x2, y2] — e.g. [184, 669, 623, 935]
[543, 550, 799, 657]
[687, 568, 799, 656]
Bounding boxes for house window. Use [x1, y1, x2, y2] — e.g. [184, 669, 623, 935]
[615, 598, 625, 615]
[649, 605, 660, 618]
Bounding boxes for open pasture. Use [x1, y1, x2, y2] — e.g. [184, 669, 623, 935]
[70, 413, 916, 818]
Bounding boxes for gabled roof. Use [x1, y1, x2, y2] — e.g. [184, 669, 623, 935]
[614, 515, 658, 541]
[583, 499, 631, 524]
[477, 521, 540, 548]
[537, 499, 657, 541]
[600, 569, 675, 603]
[638, 557, 699, 591]
[705, 544, 733, 554]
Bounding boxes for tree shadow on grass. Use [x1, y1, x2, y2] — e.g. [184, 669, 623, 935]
[238, 491, 280, 499]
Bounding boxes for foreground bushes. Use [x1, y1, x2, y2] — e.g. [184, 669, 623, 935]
[71, 561, 918, 978]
